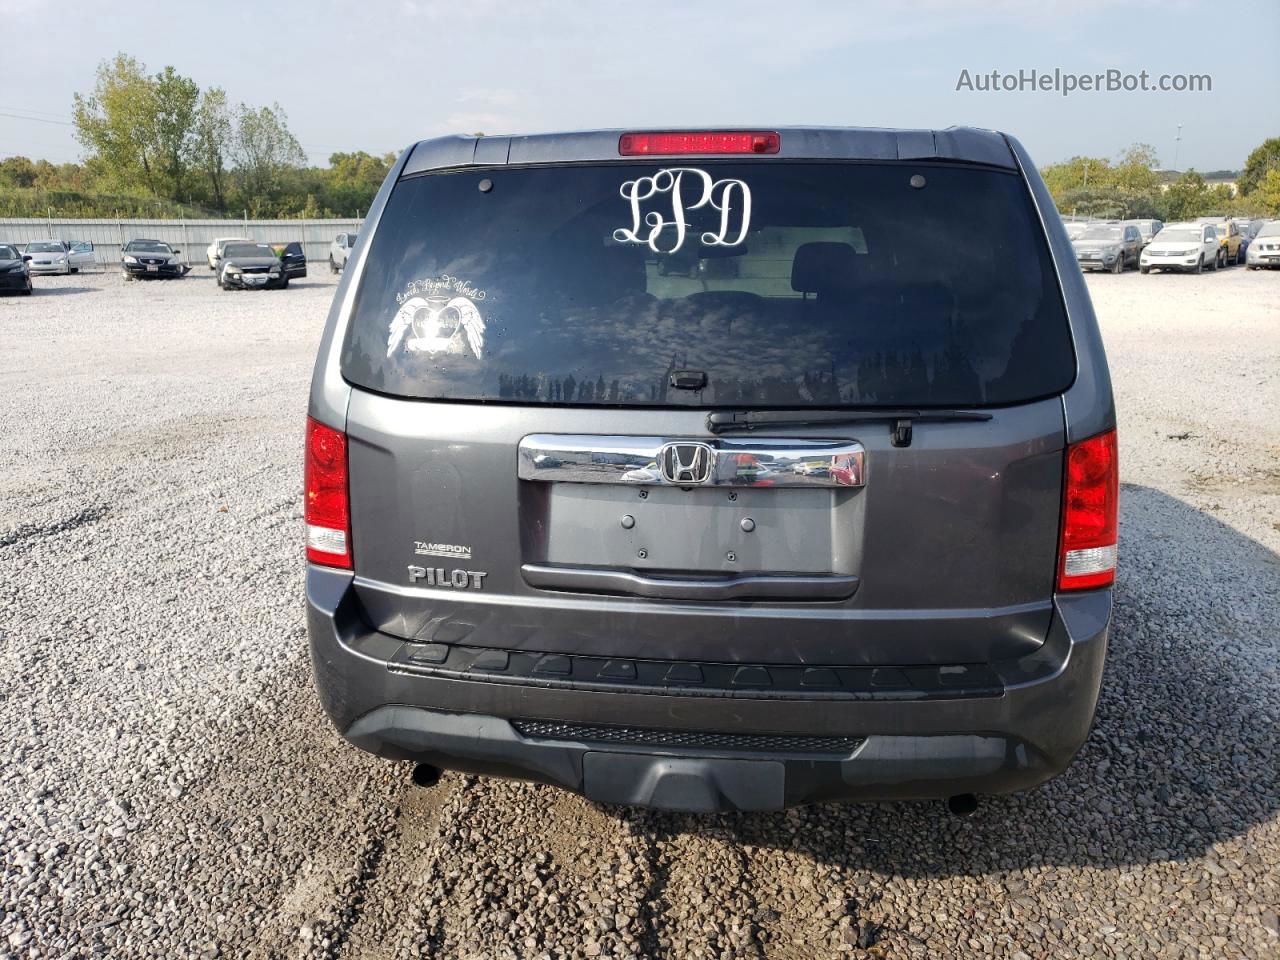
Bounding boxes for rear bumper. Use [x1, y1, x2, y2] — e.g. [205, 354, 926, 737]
[306, 566, 1110, 811]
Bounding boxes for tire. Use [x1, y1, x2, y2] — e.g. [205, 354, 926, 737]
[121, 270, 131, 281]
[329, 256, 338, 275]
[1140, 266, 1150, 274]
[1249, 265, 1259, 271]
[21, 280, 32, 296]
[1195, 255, 1203, 275]
[1210, 252, 1219, 271]
[1111, 254, 1124, 274]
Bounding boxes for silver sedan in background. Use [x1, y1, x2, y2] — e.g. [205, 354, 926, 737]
[24, 239, 95, 274]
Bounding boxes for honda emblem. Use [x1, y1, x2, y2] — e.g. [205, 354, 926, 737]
[658, 442, 714, 485]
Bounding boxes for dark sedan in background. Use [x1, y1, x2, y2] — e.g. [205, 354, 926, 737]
[217, 242, 289, 290]
[270, 241, 307, 279]
[0, 243, 33, 295]
[120, 239, 189, 280]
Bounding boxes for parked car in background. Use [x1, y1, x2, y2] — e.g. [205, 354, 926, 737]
[1064, 221, 1089, 240]
[217, 242, 289, 290]
[1072, 222, 1141, 273]
[0, 243, 32, 295]
[792, 459, 830, 477]
[1139, 222, 1221, 274]
[1236, 227, 1253, 262]
[120, 239, 188, 280]
[206, 236, 252, 272]
[24, 240, 94, 274]
[269, 241, 308, 279]
[329, 233, 358, 273]
[1196, 218, 1242, 267]
[306, 126, 1117, 813]
[1123, 219, 1163, 247]
[1246, 220, 1280, 270]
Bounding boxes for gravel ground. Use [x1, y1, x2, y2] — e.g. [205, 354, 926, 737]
[1, 263, 1277, 960]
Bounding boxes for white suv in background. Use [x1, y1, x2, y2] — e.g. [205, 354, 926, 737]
[329, 233, 358, 273]
[206, 237, 252, 271]
[1139, 222, 1221, 274]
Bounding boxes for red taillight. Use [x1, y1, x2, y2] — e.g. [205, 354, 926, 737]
[618, 131, 780, 156]
[305, 417, 351, 569]
[1058, 428, 1118, 591]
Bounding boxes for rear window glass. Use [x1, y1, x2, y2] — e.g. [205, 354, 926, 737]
[342, 161, 1074, 407]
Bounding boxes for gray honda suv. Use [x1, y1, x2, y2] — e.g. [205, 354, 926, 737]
[306, 128, 1117, 813]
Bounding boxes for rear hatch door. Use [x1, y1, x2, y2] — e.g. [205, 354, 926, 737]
[338, 157, 1075, 667]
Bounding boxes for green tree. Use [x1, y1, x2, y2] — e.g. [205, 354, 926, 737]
[1040, 155, 1111, 197]
[72, 54, 159, 192]
[0, 156, 38, 188]
[1255, 169, 1280, 215]
[151, 66, 199, 200]
[230, 103, 306, 209]
[192, 87, 232, 209]
[322, 150, 393, 215]
[1238, 137, 1280, 195]
[1111, 143, 1161, 193]
[1041, 143, 1163, 218]
[71, 55, 199, 202]
[1161, 172, 1215, 221]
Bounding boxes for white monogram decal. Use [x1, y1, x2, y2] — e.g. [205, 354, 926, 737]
[613, 168, 752, 254]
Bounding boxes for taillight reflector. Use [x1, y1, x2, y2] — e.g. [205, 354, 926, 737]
[1058, 428, 1118, 591]
[305, 417, 352, 569]
[618, 131, 780, 156]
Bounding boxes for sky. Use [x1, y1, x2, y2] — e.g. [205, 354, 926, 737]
[1, 0, 1276, 173]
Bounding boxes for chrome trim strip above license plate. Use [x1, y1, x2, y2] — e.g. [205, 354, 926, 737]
[522, 563, 859, 601]
[518, 435, 865, 488]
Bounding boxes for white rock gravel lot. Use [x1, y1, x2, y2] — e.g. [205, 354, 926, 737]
[0, 264, 1277, 960]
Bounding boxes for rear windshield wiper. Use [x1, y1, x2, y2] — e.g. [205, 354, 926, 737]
[706, 408, 993, 447]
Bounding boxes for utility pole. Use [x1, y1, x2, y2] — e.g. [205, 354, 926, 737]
[1173, 124, 1183, 173]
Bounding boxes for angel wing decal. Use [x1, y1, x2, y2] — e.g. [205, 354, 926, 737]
[451, 297, 485, 357]
[388, 295, 487, 359]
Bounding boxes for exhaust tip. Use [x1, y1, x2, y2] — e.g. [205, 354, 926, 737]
[946, 793, 979, 817]
[411, 763, 442, 788]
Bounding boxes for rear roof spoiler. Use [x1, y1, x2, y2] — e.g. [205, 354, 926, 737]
[400, 126, 1017, 178]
